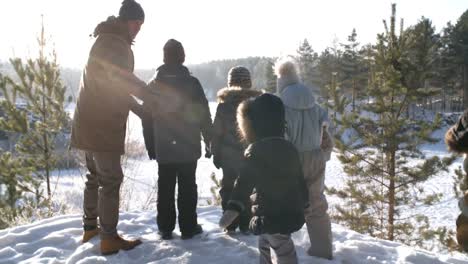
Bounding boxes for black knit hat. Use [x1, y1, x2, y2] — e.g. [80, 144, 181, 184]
[163, 39, 185, 65]
[119, 0, 145, 21]
[243, 93, 285, 140]
[228, 66, 252, 89]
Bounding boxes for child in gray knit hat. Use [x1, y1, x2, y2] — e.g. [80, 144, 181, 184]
[212, 66, 261, 234]
[228, 66, 252, 89]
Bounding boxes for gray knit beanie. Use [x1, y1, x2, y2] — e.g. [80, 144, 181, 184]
[119, 0, 145, 22]
[228, 66, 252, 89]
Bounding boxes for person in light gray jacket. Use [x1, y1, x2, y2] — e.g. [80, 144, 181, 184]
[275, 58, 333, 260]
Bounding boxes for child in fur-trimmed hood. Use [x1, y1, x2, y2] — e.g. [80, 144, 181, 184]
[219, 93, 308, 264]
[445, 110, 468, 251]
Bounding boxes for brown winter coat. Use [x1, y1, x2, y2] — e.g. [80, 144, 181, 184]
[212, 87, 262, 169]
[71, 18, 147, 154]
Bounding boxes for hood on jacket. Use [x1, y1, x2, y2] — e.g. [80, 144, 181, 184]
[217, 87, 262, 104]
[279, 82, 317, 110]
[92, 16, 132, 44]
[237, 94, 285, 144]
[276, 74, 300, 94]
[155, 64, 190, 79]
[446, 110, 468, 154]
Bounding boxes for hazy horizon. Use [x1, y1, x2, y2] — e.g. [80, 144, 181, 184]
[1, 0, 467, 69]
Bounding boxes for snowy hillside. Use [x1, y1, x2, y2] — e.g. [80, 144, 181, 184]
[3, 103, 465, 263]
[1, 207, 467, 264]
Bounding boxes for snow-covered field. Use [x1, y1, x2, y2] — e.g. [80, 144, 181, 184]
[1, 208, 468, 264]
[2, 103, 468, 263]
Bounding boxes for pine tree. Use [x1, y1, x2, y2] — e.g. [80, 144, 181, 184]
[340, 29, 365, 112]
[435, 22, 459, 111]
[328, 4, 455, 248]
[316, 48, 339, 102]
[0, 152, 35, 228]
[264, 59, 277, 93]
[0, 17, 68, 204]
[451, 9, 468, 108]
[296, 39, 318, 92]
[0, 72, 35, 228]
[405, 17, 440, 112]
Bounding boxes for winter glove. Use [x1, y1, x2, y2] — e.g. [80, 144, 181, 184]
[219, 210, 240, 229]
[249, 216, 265, 235]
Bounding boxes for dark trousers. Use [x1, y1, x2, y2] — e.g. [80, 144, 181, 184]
[219, 166, 252, 231]
[157, 162, 198, 235]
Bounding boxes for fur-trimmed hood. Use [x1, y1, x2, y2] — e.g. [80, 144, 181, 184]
[217, 87, 262, 104]
[460, 192, 468, 217]
[92, 16, 132, 44]
[446, 110, 468, 154]
[237, 93, 285, 144]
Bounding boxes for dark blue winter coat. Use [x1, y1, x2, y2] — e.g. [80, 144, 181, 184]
[140, 64, 212, 163]
[227, 137, 308, 235]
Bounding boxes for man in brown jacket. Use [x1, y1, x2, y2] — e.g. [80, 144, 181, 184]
[70, 0, 148, 255]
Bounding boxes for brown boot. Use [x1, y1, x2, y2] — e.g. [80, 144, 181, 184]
[82, 228, 100, 243]
[100, 235, 142, 255]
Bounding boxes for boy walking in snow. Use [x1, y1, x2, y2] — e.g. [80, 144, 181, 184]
[275, 59, 334, 259]
[219, 94, 308, 264]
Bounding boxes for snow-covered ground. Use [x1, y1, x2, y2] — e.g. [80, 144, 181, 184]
[1, 207, 467, 264]
[2, 103, 468, 263]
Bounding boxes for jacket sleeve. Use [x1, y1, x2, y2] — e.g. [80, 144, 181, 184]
[212, 104, 225, 164]
[293, 151, 309, 207]
[301, 178, 309, 208]
[193, 78, 213, 145]
[319, 106, 333, 161]
[320, 125, 334, 162]
[95, 37, 149, 101]
[129, 96, 144, 118]
[141, 102, 156, 160]
[319, 106, 330, 125]
[227, 157, 257, 213]
[129, 96, 155, 160]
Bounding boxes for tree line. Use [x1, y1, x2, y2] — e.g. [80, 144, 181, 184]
[1, 7, 467, 108]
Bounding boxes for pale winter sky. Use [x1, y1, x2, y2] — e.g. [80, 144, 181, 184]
[1, 0, 467, 69]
